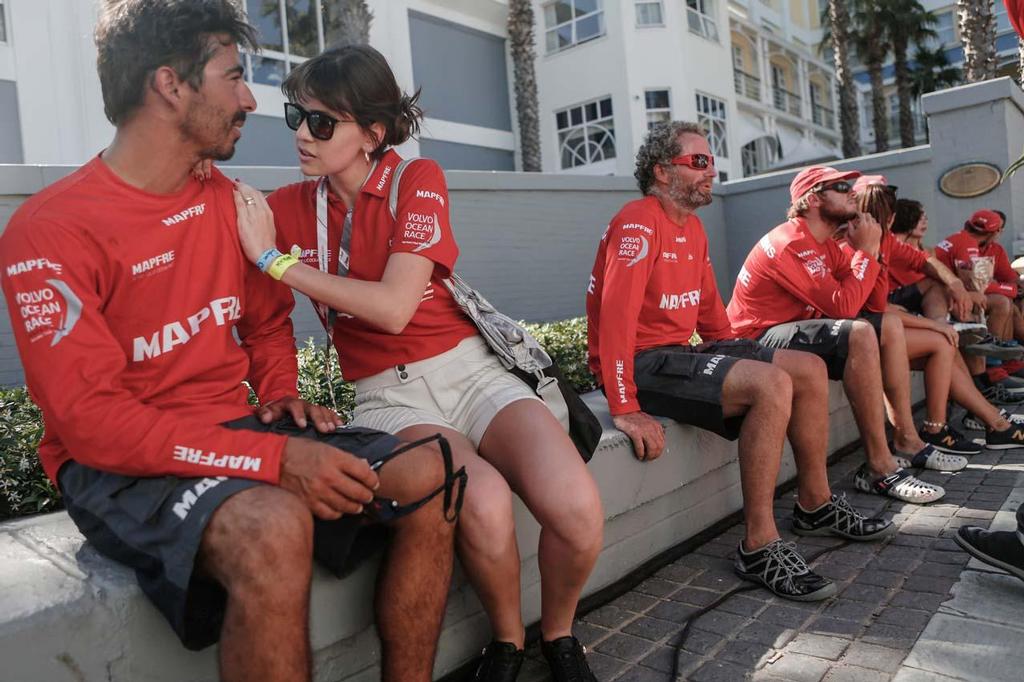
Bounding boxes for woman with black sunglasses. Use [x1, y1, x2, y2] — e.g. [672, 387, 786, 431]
[230, 45, 604, 682]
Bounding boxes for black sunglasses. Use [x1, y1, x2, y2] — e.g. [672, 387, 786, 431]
[284, 102, 346, 141]
[819, 181, 853, 194]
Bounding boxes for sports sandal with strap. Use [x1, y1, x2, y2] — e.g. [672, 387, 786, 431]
[854, 465, 945, 504]
[792, 493, 894, 541]
[734, 539, 836, 601]
[892, 444, 967, 472]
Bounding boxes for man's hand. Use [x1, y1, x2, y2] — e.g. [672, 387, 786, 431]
[613, 411, 666, 461]
[258, 396, 343, 433]
[846, 212, 882, 257]
[946, 280, 974, 322]
[279, 437, 379, 520]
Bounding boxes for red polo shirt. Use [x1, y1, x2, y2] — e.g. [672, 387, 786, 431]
[887, 238, 927, 291]
[935, 230, 1019, 298]
[586, 196, 732, 415]
[268, 149, 477, 380]
[727, 217, 880, 338]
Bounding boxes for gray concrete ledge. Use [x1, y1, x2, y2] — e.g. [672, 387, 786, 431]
[0, 378, 923, 681]
[922, 76, 1024, 117]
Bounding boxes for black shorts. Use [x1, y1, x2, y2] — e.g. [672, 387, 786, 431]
[58, 415, 399, 651]
[889, 282, 924, 314]
[632, 339, 776, 440]
[757, 313, 883, 381]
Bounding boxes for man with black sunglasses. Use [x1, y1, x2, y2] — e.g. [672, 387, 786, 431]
[728, 165, 948, 505]
[587, 123, 893, 603]
[0, 2, 457, 681]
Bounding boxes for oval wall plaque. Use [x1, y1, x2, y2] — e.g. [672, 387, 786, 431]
[938, 162, 1002, 198]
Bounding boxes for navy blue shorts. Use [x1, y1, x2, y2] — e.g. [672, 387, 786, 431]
[632, 339, 776, 440]
[58, 415, 399, 650]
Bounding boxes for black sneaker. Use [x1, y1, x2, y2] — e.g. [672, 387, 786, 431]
[985, 422, 1024, 450]
[919, 424, 982, 455]
[473, 641, 524, 682]
[955, 526, 1024, 583]
[792, 493, 894, 541]
[965, 336, 1024, 359]
[734, 539, 836, 601]
[978, 381, 1024, 406]
[541, 636, 597, 682]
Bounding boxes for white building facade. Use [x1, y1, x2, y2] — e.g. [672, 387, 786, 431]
[0, 0, 838, 178]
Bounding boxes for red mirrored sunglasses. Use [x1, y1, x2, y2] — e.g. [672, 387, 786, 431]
[669, 153, 715, 170]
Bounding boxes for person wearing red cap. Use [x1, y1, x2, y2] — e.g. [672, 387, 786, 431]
[587, 124, 892, 604]
[851, 180, 1024, 455]
[935, 210, 1024, 395]
[727, 165, 947, 505]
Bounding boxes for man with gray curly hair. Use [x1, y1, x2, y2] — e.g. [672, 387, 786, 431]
[586, 122, 892, 602]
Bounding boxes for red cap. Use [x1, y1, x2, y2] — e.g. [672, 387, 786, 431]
[790, 166, 861, 204]
[965, 209, 1004, 233]
[852, 174, 888, 192]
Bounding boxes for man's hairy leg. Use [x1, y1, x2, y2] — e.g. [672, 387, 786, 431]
[772, 349, 832, 510]
[373, 440, 456, 682]
[721, 359, 791, 550]
[202, 485, 315, 682]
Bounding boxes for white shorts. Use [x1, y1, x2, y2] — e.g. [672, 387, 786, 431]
[350, 336, 542, 447]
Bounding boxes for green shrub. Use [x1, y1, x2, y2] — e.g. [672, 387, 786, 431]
[523, 317, 597, 393]
[0, 387, 59, 521]
[295, 338, 356, 420]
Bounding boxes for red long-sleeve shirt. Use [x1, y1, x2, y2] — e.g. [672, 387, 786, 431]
[586, 196, 731, 415]
[887, 239, 928, 291]
[839, 231, 928, 312]
[0, 157, 298, 485]
[727, 217, 881, 338]
[935, 230, 1019, 298]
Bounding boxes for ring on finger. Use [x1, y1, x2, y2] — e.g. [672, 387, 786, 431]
[243, 196, 256, 205]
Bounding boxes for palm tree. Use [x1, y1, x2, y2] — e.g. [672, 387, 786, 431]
[958, 0, 997, 82]
[1018, 37, 1024, 85]
[882, 1, 937, 148]
[323, 0, 374, 48]
[820, 0, 862, 157]
[507, 0, 542, 171]
[908, 43, 961, 142]
[850, 1, 892, 152]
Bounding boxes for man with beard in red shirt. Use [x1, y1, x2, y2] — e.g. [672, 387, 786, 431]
[587, 123, 892, 603]
[728, 166, 950, 505]
[0, 3, 456, 680]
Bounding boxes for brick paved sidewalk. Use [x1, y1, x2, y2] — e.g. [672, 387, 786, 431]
[516, 433, 1024, 682]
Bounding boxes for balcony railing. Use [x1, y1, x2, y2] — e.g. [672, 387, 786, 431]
[733, 70, 761, 101]
[812, 103, 835, 129]
[772, 87, 801, 117]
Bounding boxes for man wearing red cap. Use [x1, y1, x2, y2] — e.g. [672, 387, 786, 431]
[727, 165, 947, 505]
[587, 124, 892, 604]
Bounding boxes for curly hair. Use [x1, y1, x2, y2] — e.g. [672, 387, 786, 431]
[283, 45, 423, 160]
[634, 121, 707, 195]
[95, 0, 258, 125]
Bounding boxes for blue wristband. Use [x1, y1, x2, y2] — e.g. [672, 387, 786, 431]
[256, 248, 282, 272]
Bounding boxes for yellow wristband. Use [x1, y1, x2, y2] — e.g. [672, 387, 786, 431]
[266, 253, 299, 280]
